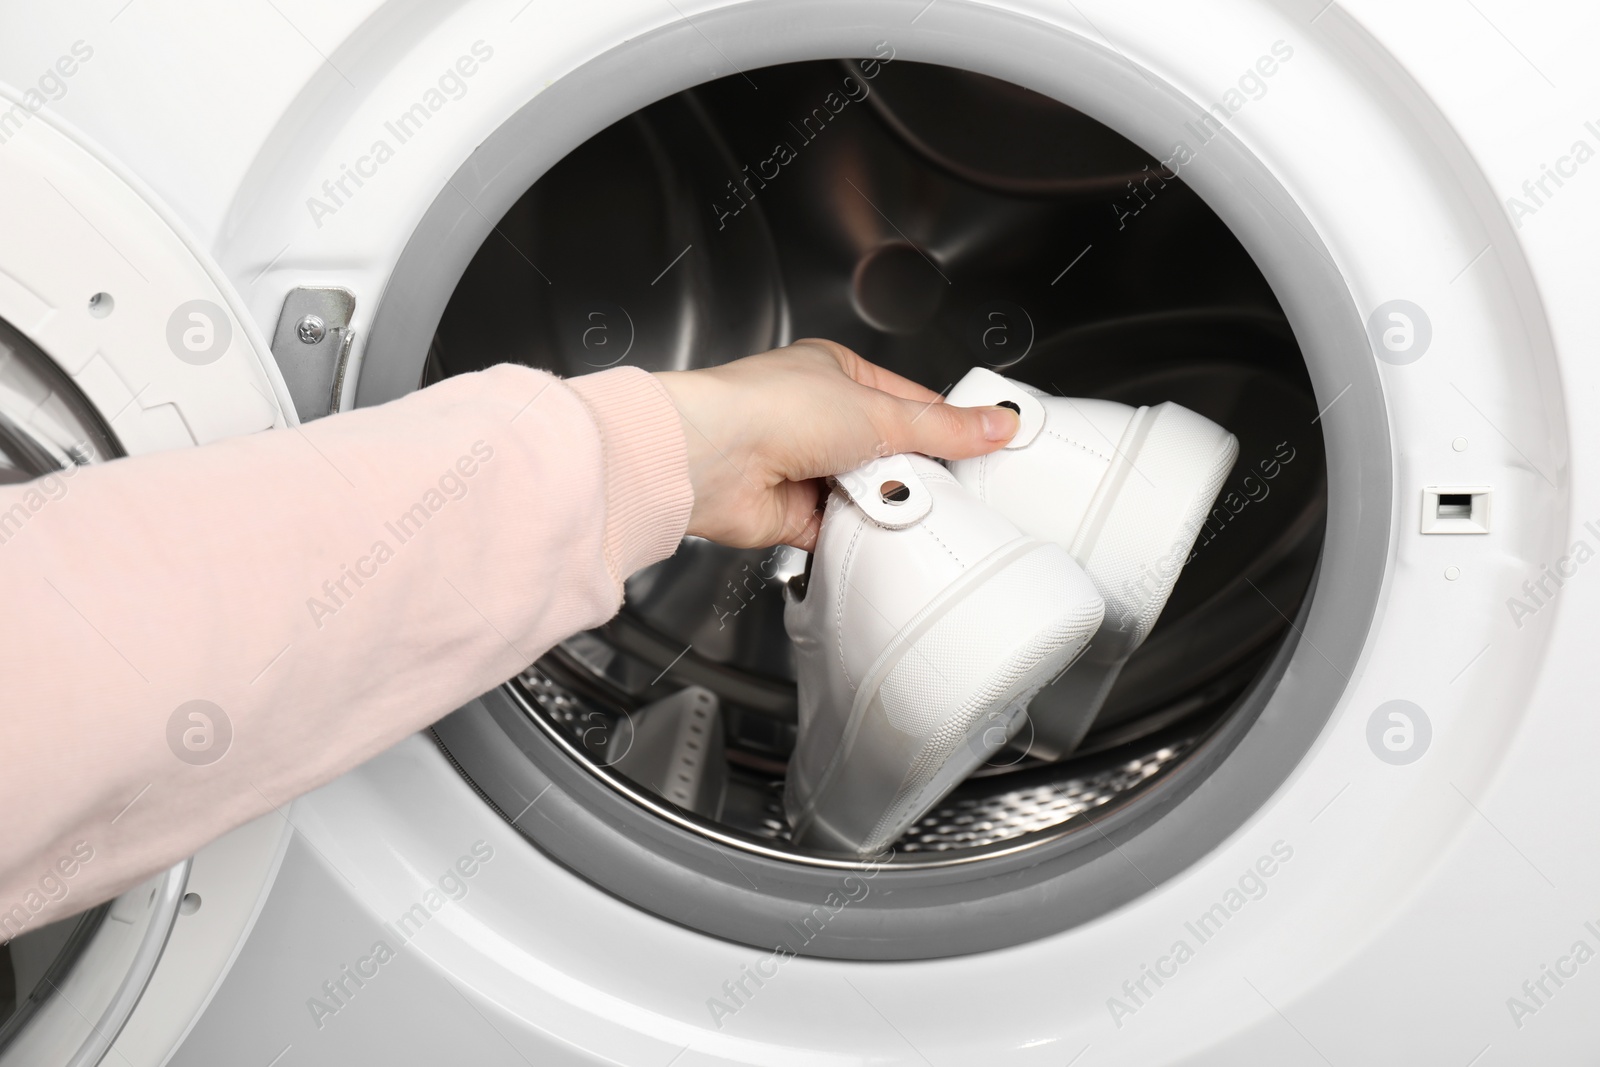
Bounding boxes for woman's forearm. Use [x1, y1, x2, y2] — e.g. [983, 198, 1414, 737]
[0, 363, 690, 937]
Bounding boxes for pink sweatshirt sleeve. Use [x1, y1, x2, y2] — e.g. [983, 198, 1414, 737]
[0, 363, 691, 938]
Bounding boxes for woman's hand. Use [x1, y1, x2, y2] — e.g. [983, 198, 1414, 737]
[654, 339, 1020, 550]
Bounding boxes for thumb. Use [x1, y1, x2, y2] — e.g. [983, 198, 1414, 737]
[880, 397, 1020, 461]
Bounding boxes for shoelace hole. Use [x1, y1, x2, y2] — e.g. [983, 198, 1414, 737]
[880, 480, 911, 504]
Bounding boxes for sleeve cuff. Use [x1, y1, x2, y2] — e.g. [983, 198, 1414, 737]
[565, 366, 693, 587]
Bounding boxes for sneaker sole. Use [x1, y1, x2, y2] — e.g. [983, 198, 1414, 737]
[787, 537, 1104, 856]
[1028, 402, 1237, 758]
[1072, 402, 1238, 643]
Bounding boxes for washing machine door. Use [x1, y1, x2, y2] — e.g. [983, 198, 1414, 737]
[0, 102, 289, 1067]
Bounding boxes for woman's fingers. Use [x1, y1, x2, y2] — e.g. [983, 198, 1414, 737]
[875, 392, 1019, 461]
[792, 338, 1017, 462]
[776, 479, 825, 550]
[656, 340, 1019, 549]
[795, 337, 947, 406]
[849, 360, 947, 406]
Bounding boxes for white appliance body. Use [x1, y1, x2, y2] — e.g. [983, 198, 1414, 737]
[1, 1, 1596, 1063]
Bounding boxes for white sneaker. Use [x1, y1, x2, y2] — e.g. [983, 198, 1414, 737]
[783, 452, 1105, 857]
[947, 367, 1239, 759]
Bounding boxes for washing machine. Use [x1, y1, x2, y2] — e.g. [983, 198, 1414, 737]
[1, 0, 1596, 1062]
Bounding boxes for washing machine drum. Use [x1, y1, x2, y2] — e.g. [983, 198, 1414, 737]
[426, 59, 1347, 959]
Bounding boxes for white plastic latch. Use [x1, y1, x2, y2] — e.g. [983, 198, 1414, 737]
[946, 366, 1045, 448]
[835, 454, 934, 528]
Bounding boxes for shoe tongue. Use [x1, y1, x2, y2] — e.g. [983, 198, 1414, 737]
[834, 454, 934, 529]
[946, 367, 1045, 447]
